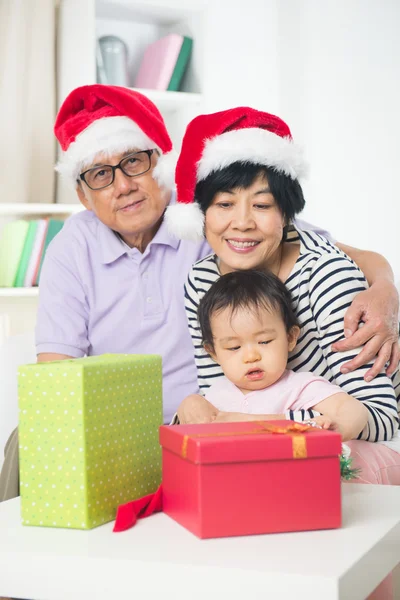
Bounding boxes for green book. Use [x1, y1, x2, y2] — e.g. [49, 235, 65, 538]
[167, 36, 193, 92]
[14, 220, 39, 287]
[0, 220, 30, 287]
[35, 218, 64, 285]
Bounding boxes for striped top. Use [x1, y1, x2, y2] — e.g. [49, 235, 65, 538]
[184, 227, 400, 442]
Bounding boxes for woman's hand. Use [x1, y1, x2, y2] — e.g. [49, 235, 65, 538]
[177, 394, 219, 424]
[331, 280, 399, 380]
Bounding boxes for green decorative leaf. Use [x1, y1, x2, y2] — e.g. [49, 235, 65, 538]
[340, 453, 360, 481]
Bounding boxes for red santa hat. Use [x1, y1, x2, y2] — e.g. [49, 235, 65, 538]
[165, 107, 307, 241]
[54, 84, 177, 189]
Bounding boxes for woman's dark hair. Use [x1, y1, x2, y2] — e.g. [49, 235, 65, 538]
[195, 162, 305, 223]
[198, 269, 299, 352]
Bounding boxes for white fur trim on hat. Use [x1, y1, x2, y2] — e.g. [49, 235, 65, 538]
[153, 149, 178, 191]
[197, 128, 308, 181]
[164, 201, 205, 242]
[56, 116, 158, 186]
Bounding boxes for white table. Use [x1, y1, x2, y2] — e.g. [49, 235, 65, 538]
[0, 484, 400, 600]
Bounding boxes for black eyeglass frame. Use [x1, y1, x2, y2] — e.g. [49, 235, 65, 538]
[79, 149, 155, 190]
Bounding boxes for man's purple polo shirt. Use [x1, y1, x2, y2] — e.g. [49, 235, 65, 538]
[35, 200, 210, 423]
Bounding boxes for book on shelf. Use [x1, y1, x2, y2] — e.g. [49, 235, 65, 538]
[35, 219, 64, 284]
[23, 219, 48, 288]
[134, 33, 193, 92]
[0, 221, 30, 287]
[14, 221, 39, 287]
[0, 218, 65, 288]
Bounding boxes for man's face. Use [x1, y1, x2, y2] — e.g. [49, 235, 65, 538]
[76, 149, 170, 245]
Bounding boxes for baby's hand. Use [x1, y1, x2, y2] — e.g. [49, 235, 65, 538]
[307, 416, 338, 431]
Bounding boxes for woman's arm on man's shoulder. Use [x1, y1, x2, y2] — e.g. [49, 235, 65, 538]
[334, 243, 399, 380]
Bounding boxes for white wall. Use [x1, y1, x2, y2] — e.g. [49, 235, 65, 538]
[277, 0, 400, 279]
[201, 0, 280, 115]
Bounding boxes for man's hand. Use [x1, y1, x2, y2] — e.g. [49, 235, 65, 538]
[332, 280, 399, 381]
[177, 394, 219, 424]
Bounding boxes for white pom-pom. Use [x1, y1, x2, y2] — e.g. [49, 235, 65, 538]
[153, 150, 178, 190]
[164, 202, 205, 242]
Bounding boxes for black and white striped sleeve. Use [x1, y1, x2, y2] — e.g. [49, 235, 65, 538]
[310, 255, 399, 442]
[184, 269, 202, 355]
[286, 407, 320, 423]
[184, 268, 224, 393]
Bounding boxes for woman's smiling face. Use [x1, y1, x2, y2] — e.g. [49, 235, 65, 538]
[204, 173, 286, 274]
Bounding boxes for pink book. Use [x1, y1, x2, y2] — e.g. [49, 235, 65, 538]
[134, 34, 185, 91]
[23, 219, 48, 287]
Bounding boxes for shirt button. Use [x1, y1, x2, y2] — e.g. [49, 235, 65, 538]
[142, 272, 148, 280]
[146, 297, 152, 303]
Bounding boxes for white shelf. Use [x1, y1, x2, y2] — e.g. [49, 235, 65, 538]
[0, 203, 83, 216]
[0, 288, 39, 298]
[129, 88, 203, 113]
[97, 0, 198, 26]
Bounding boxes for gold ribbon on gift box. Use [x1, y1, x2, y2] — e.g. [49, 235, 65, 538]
[181, 422, 315, 461]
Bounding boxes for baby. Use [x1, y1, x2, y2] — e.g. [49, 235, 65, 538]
[185, 269, 368, 441]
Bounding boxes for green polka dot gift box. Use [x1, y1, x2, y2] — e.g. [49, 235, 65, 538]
[18, 354, 162, 530]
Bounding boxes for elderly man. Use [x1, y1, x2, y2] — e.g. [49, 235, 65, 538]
[36, 84, 210, 425]
[0, 84, 398, 500]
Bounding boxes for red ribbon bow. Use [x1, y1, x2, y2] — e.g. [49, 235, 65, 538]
[113, 484, 163, 532]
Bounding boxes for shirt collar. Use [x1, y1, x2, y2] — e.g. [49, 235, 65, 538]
[149, 212, 180, 251]
[224, 377, 257, 399]
[98, 190, 180, 265]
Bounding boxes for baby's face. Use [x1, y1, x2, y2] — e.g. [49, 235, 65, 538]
[208, 306, 298, 394]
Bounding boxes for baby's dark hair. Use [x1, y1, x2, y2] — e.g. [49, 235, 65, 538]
[198, 269, 299, 352]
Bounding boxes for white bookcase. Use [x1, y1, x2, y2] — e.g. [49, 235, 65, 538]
[57, 0, 206, 204]
[0, 204, 83, 338]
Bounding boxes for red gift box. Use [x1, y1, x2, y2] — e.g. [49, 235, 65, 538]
[159, 420, 342, 539]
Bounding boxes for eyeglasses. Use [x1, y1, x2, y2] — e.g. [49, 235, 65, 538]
[79, 149, 155, 190]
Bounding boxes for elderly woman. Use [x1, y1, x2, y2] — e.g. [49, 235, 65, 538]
[166, 107, 400, 484]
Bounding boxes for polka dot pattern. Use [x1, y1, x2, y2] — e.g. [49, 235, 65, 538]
[18, 354, 162, 529]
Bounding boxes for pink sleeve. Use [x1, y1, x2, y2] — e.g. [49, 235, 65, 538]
[288, 374, 343, 412]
